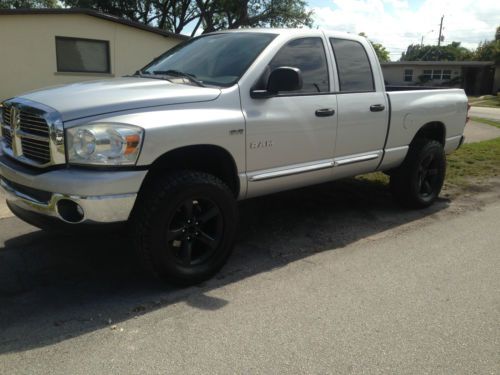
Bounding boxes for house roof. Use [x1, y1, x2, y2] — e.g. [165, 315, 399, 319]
[0, 8, 189, 40]
[381, 61, 495, 67]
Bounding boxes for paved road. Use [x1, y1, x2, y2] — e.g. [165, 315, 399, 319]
[469, 106, 500, 121]
[0, 178, 499, 374]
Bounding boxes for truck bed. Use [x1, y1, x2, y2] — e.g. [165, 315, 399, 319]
[384, 88, 468, 157]
[386, 85, 454, 92]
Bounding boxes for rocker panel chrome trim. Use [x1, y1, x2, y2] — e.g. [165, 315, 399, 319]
[333, 153, 381, 166]
[249, 161, 334, 182]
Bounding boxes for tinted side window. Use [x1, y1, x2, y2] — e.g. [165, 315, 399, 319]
[269, 37, 329, 93]
[330, 38, 374, 92]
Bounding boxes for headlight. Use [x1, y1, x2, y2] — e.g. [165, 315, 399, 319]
[66, 124, 143, 166]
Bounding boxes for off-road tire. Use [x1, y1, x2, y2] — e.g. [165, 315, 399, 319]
[134, 171, 238, 285]
[390, 139, 446, 208]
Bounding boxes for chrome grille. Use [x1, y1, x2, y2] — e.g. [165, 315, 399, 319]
[1, 107, 13, 149]
[20, 112, 50, 137]
[0, 100, 64, 167]
[2, 106, 11, 126]
[17, 110, 51, 164]
[21, 137, 51, 164]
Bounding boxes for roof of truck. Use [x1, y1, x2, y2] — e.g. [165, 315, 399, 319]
[217, 28, 363, 39]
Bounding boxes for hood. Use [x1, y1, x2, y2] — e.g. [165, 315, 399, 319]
[19, 77, 221, 121]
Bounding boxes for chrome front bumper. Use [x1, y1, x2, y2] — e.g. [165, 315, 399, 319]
[0, 155, 147, 224]
[1, 178, 137, 223]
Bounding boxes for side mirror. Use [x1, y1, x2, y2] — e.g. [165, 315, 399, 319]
[250, 67, 303, 99]
[268, 67, 303, 93]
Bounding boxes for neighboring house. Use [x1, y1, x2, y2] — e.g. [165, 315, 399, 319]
[0, 8, 187, 100]
[381, 61, 500, 96]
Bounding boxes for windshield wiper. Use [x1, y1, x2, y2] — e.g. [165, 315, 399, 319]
[153, 70, 205, 87]
[129, 69, 206, 87]
[124, 69, 146, 78]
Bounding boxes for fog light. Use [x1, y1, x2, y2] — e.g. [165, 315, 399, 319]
[57, 199, 85, 223]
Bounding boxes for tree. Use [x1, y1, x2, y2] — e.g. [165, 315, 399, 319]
[473, 26, 500, 63]
[474, 40, 500, 62]
[371, 42, 390, 62]
[400, 41, 473, 61]
[358, 32, 390, 62]
[61, 0, 314, 36]
[0, 0, 59, 8]
[400, 26, 500, 63]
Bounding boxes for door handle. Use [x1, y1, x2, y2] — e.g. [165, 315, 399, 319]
[370, 104, 385, 112]
[315, 108, 335, 117]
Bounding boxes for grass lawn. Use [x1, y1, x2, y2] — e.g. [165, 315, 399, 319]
[470, 116, 500, 129]
[358, 136, 500, 189]
[446, 137, 500, 186]
[468, 95, 500, 108]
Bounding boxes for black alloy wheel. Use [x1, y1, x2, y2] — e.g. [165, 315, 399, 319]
[390, 139, 446, 208]
[135, 171, 238, 285]
[416, 153, 441, 201]
[166, 197, 224, 267]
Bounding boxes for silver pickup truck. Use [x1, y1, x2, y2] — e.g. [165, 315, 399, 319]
[0, 29, 468, 284]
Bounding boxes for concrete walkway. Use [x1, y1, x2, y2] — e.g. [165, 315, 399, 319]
[464, 119, 500, 143]
[469, 106, 500, 121]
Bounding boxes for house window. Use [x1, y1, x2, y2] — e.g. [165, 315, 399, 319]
[404, 69, 413, 82]
[422, 69, 451, 80]
[55, 37, 111, 74]
[432, 69, 442, 80]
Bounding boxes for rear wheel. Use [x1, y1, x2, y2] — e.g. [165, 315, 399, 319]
[390, 139, 446, 208]
[134, 171, 238, 285]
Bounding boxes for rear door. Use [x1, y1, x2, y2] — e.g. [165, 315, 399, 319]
[329, 38, 389, 178]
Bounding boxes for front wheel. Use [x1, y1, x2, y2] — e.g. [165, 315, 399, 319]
[390, 139, 446, 208]
[134, 171, 238, 285]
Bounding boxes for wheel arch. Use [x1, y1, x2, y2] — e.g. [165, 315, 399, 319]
[140, 144, 240, 197]
[412, 121, 446, 146]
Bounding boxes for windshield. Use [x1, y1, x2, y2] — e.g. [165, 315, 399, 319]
[141, 32, 277, 87]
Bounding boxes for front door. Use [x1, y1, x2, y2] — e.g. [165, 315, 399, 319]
[242, 37, 338, 197]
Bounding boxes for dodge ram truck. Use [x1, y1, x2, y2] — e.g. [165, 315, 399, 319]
[0, 29, 468, 284]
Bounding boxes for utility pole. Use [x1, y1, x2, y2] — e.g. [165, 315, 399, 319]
[438, 15, 444, 46]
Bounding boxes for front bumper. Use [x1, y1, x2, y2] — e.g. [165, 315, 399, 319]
[0, 154, 147, 224]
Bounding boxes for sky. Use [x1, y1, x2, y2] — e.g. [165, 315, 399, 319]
[309, 0, 500, 60]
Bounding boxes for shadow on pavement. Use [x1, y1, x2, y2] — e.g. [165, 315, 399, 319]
[0, 178, 449, 354]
